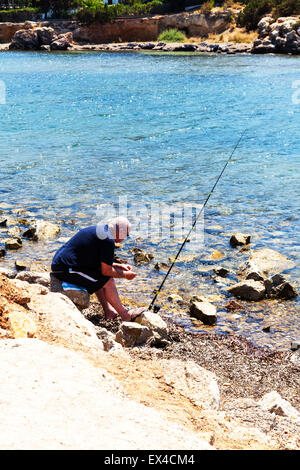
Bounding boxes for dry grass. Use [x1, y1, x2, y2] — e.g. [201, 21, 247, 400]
[188, 28, 258, 44]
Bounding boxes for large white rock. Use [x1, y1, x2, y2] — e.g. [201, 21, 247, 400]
[0, 339, 214, 450]
[258, 391, 300, 422]
[11, 279, 103, 354]
[161, 359, 220, 411]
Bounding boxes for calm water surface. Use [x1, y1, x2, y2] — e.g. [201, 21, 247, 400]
[0, 51, 299, 349]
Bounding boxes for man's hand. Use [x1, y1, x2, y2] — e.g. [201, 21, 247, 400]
[122, 270, 137, 280]
[102, 262, 136, 280]
[114, 264, 133, 272]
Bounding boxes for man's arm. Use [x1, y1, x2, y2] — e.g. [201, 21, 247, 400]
[101, 262, 137, 280]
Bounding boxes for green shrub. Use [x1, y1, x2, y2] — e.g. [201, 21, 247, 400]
[272, 0, 300, 17]
[75, 1, 163, 24]
[237, 0, 300, 30]
[0, 7, 41, 22]
[237, 0, 273, 30]
[157, 28, 187, 42]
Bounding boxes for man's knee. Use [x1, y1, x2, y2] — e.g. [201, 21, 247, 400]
[104, 277, 114, 288]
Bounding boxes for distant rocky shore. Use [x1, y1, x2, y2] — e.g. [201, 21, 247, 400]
[0, 13, 299, 55]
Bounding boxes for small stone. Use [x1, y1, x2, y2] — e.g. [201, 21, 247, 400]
[167, 294, 183, 303]
[154, 262, 169, 271]
[213, 267, 229, 278]
[16, 271, 50, 288]
[262, 325, 271, 332]
[272, 281, 298, 300]
[271, 274, 287, 287]
[23, 220, 60, 241]
[291, 341, 300, 351]
[0, 248, 5, 258]
[115, 322, 152, 347]
[190, 300, 217, 325]
[230, 233, 251, 248]
[15, 260, 31, 271]
[0, 218, 7, 227]
[22, 226, 37, 240]
[5, 238, 22, 250]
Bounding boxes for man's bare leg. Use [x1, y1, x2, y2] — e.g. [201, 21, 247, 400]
[100, 278, 145, 322]
[95, 287, 118, 320]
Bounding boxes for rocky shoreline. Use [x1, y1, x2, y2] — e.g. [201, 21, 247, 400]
[0, 14, 300, 55]
[0, 269, 299, 450]
[0, 211, 299, 449]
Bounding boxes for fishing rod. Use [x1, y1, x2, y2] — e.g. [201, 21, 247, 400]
[148, 126, 249, 311]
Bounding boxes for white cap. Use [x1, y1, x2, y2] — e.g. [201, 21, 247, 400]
[107, 216, 131, 240]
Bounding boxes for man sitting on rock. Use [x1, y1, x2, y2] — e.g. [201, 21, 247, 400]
[51, 216, 145, 321]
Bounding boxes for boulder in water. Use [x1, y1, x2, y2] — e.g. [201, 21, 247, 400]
[227, 280, 266, 301]
[190, 299, 217, 325]
[230, 233, 251, 248]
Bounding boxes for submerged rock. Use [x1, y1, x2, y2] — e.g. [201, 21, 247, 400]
[0, 217, 7, 227]
[5, 238, 22, 250]
[7, 226, 21, 237]
[239, 249, 295, 276]
[132, 248, 154, 265]
[227, 280, 266, 301]
[0, 248, 5, 258]
[23, 220, 60, 241]
[213, 267, 229, 278]
[272, 281, 298, 300]
[225, 300, 242, 311]
[190, 299, 217, 325]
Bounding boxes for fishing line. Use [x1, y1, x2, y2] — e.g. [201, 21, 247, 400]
[148, 125, 249, 311]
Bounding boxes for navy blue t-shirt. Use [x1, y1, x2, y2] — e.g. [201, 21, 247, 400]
[52, 225, 115, 271]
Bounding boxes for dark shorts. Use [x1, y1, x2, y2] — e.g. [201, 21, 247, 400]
[51, 265, 110, 295]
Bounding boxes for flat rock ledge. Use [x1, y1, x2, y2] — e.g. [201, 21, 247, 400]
[0, 338, 214, 450]
[0, 272, 299, 449]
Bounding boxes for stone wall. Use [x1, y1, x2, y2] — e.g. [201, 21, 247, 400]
[74, 12, 232, 43]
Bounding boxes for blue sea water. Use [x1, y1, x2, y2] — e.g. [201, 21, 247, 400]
[0, 51, 299, 349]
